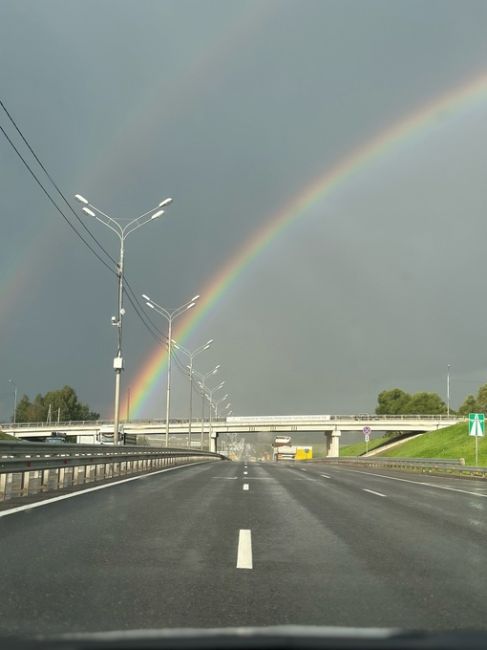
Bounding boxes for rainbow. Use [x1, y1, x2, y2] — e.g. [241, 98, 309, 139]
[123, 71, 487, 418]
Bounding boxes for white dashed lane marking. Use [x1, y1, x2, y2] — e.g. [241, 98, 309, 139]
[237, 529, 253, 569]
[363, 488, 387, 498]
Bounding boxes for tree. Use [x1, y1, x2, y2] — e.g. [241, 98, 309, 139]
[458, 383, 487, 416]
[458, 394, 477, 416]
[407, 392, 447, 415]
[375, 388, 411, 415]
[475, 383, 487, 413]
[375, 388, 447, 415]
[15, 386, 99, 423]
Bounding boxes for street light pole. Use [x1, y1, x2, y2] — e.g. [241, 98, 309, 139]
[447, 363, 451, 417]
[143, 294, 199, 447]
[75, 193, 172, 445]
[172, 339, 213, 447]
[202, 380, 225, 453]
[193, 365, 220, 449]
[214, 394, 229, 419]
[8, 379, 17, 424]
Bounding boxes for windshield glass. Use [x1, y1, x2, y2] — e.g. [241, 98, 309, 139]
[1, 0, 487, 640]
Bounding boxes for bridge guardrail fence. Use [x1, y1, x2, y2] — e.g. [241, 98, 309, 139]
[0, 442, 226, 503]
[0, 414, 466, 429]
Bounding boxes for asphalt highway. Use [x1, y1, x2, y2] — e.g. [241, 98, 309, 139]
[1, 459, 487, 636]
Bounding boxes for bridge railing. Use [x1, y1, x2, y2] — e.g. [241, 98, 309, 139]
[0, 414, 466, 430]
[0, 442, 225, 503]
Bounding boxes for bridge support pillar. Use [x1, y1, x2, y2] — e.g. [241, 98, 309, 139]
[209, 433, 218, 454]
[325, 429, 341, 458]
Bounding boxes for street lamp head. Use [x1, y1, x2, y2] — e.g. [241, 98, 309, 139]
[74, 194, 88, 204]
[206, 339, 214, 346]
[186, 302, 196, 311]
[142, 294, 151, 302]
[146, 302, 155, 309]
[82, 207, 96, 217]
[203, 344, 211, 351]
[192, 295, 200, 302]
[159, 197, 173, 208]
[151, 209, 164, 219]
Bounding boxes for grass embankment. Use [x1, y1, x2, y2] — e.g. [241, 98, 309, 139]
[0, 431, 18, 441]
[340, 435, 403, 457]
[377, 422, 487, 466]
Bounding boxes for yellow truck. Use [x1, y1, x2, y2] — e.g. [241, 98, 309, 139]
[294, 446, 313, 461]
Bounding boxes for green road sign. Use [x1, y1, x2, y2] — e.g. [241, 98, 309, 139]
[469, 413, 485, 437]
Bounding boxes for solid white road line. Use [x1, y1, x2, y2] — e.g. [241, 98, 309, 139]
[363, 488, 387, 498]
[320, 474, 331, 479]
[243, 483, 249, 491]
[0, 462, 209, 519]
[237, 529, 253, 569]
[343, 468, 487, 499]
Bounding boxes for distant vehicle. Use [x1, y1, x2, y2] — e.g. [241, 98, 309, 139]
[45, 431, 67, 444]
[273, 435, 292, 447]
[98, 425, 124, 444]
[273, 445, 296, 461]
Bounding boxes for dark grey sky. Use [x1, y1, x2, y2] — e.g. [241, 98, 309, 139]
[2, 0, 487, 420]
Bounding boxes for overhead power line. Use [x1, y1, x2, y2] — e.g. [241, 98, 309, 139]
[0, 99, 175, 350]
[0, 98, 117, 266]
[0, 123, 116, 275]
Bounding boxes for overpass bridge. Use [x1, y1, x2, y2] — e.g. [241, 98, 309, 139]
[0, 414, 463, 456]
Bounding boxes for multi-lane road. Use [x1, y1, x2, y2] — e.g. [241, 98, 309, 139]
[1, 459, 487, 636]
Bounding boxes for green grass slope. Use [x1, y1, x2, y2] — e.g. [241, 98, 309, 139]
[340, 435, 402, 457]
[377, 422, 487, 466]
[0, 431, 18, 441]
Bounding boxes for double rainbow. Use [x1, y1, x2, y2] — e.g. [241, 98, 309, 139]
[123, 71, 487, 418]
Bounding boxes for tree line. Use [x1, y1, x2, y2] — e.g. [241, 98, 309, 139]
[375, 384, 487, 416]
[15, 386, 99, 423]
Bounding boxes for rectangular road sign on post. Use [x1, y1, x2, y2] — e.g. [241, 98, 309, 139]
[468, 413, 485, 437]
[469, 413, 484, 467]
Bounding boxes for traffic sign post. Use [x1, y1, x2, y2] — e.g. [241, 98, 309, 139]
[363, 426, 371, 454]
[468, 413, 485, 466]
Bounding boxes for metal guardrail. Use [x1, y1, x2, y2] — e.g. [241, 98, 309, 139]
[0, 442, 226, 502]
[324, 456, 464, 467]
[318, 456, 487, 477]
